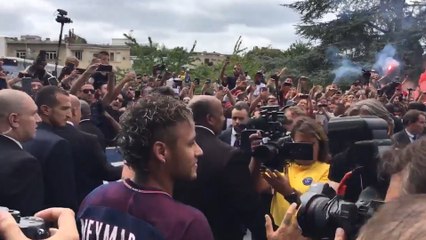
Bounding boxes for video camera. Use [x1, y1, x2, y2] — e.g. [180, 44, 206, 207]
[0, 207, 50, 240]
[241, 105, 314, 170]
[296, 116, 391, 239]
[56, 9, 72, 24]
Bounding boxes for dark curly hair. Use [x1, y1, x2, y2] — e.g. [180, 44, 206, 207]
[117, 95, 193, 177]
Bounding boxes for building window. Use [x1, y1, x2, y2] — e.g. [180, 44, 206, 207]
[45, 51, 57, 60]
[16, 50, 26, 59]
[73, 51, 83, 60]
[109, 52, 115, 62]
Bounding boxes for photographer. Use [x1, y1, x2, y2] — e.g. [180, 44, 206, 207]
[58, 56, 80, 90]
[329, 99, 395, 194]
[0, 208, 78, 240]
[23, 51, 53, 86]
[264, 203, 346, 240]
[250, 117, 330, 225]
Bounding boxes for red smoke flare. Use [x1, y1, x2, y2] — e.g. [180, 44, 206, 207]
[385, 60, 400, 76]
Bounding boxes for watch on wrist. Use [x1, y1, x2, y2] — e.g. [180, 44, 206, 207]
[284, 189, 301, 206]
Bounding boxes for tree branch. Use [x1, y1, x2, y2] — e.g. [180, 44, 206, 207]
[366, 21, 389, 34]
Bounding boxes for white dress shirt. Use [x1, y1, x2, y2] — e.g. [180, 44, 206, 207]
[405, 129, 417, 143]
[230, 127, 238, 146]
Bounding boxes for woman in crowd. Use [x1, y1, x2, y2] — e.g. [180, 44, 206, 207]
[251, 116, 330, 225]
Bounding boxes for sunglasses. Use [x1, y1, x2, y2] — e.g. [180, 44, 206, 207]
[82, 89, 95, 94]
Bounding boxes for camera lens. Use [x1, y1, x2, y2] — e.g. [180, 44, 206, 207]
[297, 192, 332, 239]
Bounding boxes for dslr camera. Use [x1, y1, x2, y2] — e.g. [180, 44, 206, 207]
[0, 207, 50, 240]
[241, 105, 314, 170]
[297, 183, 383, 240]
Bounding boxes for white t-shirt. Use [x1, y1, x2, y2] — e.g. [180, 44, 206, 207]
[253, 83, 266, 97]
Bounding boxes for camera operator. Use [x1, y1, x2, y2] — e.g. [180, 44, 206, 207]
[250, 117, 330, 226]
[70, 64, 127, 146]
[0, 207, 78, 240]
[264, 203, 345, 240]
[58, 57, 80, 90]
[91, 51, 110, 89]
[267, 193, 426, 240]
[329, 99, 395, 193]
[23, 51, 53, 86]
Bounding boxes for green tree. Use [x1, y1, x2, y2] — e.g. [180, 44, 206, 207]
[124, 34, 197, 75]
[283, 0, 426, 80]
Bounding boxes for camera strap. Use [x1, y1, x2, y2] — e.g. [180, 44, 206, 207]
[337, 167, 363, 196]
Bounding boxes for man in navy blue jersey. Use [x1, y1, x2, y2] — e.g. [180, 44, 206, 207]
[77, 95, 213, 240]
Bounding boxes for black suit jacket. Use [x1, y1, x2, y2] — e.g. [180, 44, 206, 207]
[174, 127, 265, 240]
[23, 123, 77, 211]
[218, 127, 232, 145]
[0, 136, 44, 216]
[53, 124, 122, 205]
[79, 119, 107, 150]
[391, 129, 411, 147]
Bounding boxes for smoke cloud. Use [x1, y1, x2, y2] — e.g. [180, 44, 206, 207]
[326, 46, 362, 84]
[373, 44, 400, 76]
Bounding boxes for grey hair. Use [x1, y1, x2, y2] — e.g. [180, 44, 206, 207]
[346, 99, 394, 135]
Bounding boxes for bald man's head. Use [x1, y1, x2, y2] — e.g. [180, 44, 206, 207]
[0, 89, 34, 119]
[188, 95, 217, 123]
[188, 95, 224, 135]
[80, 100, 91, 120]
[69, 94, 81, 109]
[0, 89, 40, 141]
[69, 94, 82, 125]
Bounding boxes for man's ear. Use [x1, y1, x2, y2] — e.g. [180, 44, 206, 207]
[7, 113, 20, 128]
[206, 113, 214, 126]
[39, 105, 50, 116]
[71, 107, 77, 118]
[152, 141, 167, 164]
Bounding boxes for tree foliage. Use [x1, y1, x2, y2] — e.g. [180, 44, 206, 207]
[283, 0, 426, 80]
[124, 34, 197, 75]
[125, 33, 334, 86]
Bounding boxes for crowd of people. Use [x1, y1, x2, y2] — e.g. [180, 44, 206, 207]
[0, 49, 425, 240]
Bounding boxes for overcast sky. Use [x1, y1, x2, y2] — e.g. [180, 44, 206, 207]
[1, 0, 303, 54]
